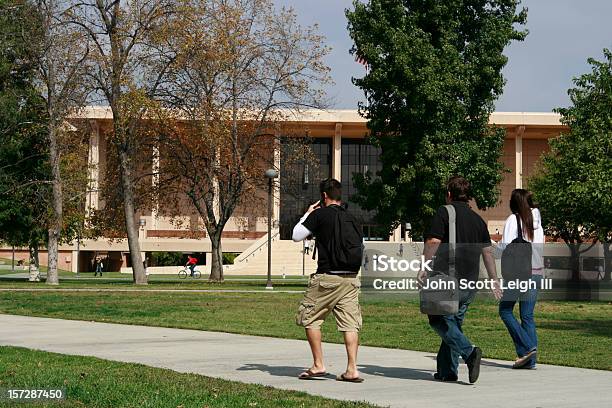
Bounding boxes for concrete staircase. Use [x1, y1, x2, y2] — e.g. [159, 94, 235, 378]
[228, 233, 317, 276]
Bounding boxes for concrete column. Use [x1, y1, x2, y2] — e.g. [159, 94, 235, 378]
[333, 123, 342, 180]
[71, 250, 79, 273]
[213, 147, 220, 222]
[273, 134, 281, 225]
[515, 126, 525, 189]
[391, 225, 402, 242]
[151, 144, 160, 230]
[85, 121, 100, 220]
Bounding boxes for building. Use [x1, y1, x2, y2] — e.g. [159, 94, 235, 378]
[0, 108, 566, 274]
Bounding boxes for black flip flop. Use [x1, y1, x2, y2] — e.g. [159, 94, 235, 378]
[298, 370, 327, 380]
[336, 373, 364, 383]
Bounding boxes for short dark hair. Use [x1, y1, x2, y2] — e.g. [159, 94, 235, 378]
[446, 176, 471, 202]
[320, 178, 342, 201]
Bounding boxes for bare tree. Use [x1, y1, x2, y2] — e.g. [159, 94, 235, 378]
[28, 0, 90, 284]
[66, 0, 176, 284]
[159, 0, 331, 281]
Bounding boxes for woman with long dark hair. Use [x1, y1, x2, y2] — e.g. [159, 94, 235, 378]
[496, 189, 544, 369]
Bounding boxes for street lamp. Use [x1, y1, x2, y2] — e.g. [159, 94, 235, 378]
[265, 168, 278, 290]
[405, 222, 412, 242]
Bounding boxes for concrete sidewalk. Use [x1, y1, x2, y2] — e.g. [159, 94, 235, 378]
[0, 314, 610, 408]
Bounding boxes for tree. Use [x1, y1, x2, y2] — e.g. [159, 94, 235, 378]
[346, 0, 527, 237]
[67, 0, 177, 284]
[159, 0, 331, 281]
[0, 0, 50, 280]
[530, 49, 612, 281]
[27, 0, 90, 284]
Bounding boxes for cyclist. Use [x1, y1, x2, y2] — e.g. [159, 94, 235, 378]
[185, 255, 198, 277]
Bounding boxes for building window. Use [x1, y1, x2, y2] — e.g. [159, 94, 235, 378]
[279, 137, 331, 239]
[341, 139, 385, 240]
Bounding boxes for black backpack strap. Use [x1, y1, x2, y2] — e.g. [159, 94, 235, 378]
[444, 204, 456, 278]
[311, 239, 317, 260]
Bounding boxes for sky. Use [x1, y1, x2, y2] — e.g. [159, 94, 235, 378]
[274, 0, 612, 112]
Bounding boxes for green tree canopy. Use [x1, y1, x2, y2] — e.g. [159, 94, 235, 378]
[346, 0, 527, 237]
[530, 49, 612, 280]
[0, 0, 49, 251]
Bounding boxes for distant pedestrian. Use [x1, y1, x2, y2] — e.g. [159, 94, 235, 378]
[186, 255, 198, 277]
[94, 256, 104, 277]
[597, 265, 604, 280]
[304, 237, 312, 255]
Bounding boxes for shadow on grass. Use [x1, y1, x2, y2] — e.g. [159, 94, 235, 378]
[538, 319, 612, 339]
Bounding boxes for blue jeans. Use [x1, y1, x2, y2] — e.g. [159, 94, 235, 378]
[499, 274, 542, 367]
[428, 289, 477, 378]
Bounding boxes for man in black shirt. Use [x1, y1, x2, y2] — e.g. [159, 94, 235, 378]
[292, 178, 363, 383]
[418, 176, 502, 384]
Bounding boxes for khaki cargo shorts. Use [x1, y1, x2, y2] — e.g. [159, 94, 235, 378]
[295, 273, 362, 332]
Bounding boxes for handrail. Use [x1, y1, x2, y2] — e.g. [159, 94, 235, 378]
[234, 229, 280, 263]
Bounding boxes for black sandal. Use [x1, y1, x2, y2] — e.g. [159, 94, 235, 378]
[335, 373, 364, 383]
[298, 369, 327, 380]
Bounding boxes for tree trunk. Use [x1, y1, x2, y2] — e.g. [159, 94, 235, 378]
[47, 230, 59, 284]
[568, 244, 580, 282]
[209, 234, 224, 282]
[46, 125, 62, 285]
[28, 243, 40, 282]
[604, 242, 611, 282]
[118, 147, 146, 284]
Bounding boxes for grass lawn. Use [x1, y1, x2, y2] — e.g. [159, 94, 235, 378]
[0, 346, 376, 408]
[0, 269, 310, 290]
[0, 276, 308, 291]
[0, 290, 610, 370]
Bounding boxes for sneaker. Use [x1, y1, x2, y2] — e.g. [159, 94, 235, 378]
[465, 347, 482, 384]
[433, 372, 458, 382]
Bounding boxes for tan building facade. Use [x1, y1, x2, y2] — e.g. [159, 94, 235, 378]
[0, 109, 566, 273]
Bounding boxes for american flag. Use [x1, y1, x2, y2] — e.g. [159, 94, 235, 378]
[355, 51, 369, 70]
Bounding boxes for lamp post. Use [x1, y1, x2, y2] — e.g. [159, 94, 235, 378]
[265, 169, 278, 290]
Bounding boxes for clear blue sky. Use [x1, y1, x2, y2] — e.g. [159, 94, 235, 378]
[274, 0, 612, 112]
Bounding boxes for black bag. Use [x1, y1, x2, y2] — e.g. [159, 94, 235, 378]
[420, 205, 459, 315]
[313, 205, 363, 271]
[501, 214, 532, 282]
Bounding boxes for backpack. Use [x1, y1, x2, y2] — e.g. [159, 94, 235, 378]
[312, 205, 363, 271]
[501, 214, 532, 282]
